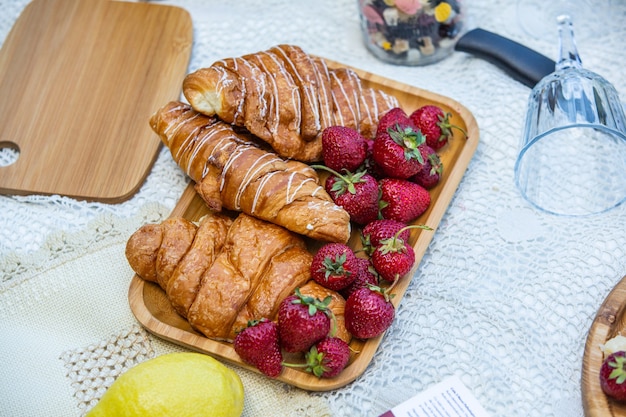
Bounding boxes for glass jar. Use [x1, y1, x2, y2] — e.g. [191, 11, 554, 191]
[358, 0, 467, 66]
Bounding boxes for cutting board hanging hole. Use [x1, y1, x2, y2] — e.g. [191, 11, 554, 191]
[0, 143, 19, 167]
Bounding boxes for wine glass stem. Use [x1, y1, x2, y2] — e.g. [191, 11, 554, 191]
[556, 14, 583, 71]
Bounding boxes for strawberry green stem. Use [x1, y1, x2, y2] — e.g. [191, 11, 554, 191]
[395, 224, 433, 240]
[310, 164, 350, 183]
[366, 283, 395, 303]
[440, 112, 468, 139]
[311, 164, 370, 196]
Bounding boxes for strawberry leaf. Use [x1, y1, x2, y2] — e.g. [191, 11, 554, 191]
[388, 124, 426, 163]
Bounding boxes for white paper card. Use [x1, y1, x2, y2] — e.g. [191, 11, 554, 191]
[379, 375, 490, 417]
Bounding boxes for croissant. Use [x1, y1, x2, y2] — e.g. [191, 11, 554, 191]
[126, 213, 350, 344]
[150, 101, 351, 244]
[126, 214, 232, 318]
[182, 44, 399, 161]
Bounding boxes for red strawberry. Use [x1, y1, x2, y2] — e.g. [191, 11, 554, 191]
[304, 337, 351, 378]
[316, 165, 379, 225]
[362, 138, 385, 179]
[372, 125, 426, 179]
[339, 257, 379, 299]
[410, 145, 443, 189]
[361, 219, 410, 256]
[372, 236, 415, 284]
[379, 178, 431, 223]
[344, 286, 395, 339]
[321, 126, 367, 172]
[409, 105, 467, 151]
[277, 288, 332, 353]
[600, 351, 626, 401]
[311, 243, 359, 291]
[233, 319, 283, 377]
[371, 224, 431, 283]
[376, 107, 414, 137]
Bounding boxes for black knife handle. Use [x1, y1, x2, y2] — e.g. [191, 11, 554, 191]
[455, 28, 556, 87]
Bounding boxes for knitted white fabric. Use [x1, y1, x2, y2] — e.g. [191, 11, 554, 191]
[1, 0, 626, 416]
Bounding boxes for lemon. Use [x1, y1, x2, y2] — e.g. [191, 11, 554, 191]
[86, 352, 244, 417]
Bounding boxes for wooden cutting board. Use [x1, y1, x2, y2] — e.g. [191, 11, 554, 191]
[0, 0, 192, 202]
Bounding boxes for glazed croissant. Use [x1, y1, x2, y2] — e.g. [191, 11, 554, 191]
[150, 101, 351, 244]
[126, 213, 349, 343]
[182, 44, 400, 161]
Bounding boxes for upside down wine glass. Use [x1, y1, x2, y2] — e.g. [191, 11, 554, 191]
[514, 15, 626, 216]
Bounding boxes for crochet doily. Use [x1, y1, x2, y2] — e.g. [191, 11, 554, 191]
[2, 0, 626, 416]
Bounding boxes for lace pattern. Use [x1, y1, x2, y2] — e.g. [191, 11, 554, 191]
[59, 325, 156, 416]
[2, 0, 626, 416]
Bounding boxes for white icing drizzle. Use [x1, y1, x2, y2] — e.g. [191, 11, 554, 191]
[311, 185, 322, 197]
[273, 46, 321, 132]
[249, 55, 280, 136]
[199, 128, 236, 179]
[330, 71, 359, 128]
[250, 171, 279, 214]
[173, 112, 205, 177]
[381, 91, 399, 108]
[216, 65, 246, 121]
[347, 71, 363, 128]
[237, 57, 269, 120]
[363, 88, 378, 123]
[315, 60, 334, 128]
[329, 71, 345, 126]
[232, 151, 282, 210]
[289, 176, 324, 205]
[260, 51, 302, 136]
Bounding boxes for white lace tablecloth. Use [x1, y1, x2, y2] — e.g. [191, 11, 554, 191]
[2, 0, 626, 416]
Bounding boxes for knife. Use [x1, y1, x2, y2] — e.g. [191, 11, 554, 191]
[455, 28, 556, 88]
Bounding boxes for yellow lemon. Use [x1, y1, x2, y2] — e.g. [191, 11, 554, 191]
[86, 352, 244, 417]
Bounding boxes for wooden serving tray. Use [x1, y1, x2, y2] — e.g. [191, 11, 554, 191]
[582, 274, 626, 416]
[128, 63, 480, 391]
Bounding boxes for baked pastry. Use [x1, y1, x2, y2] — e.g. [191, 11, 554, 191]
[186, 213, 310, 341]
[150, 101, 351, 244]
[125, 214, 232, 318]
[126, 213, 350, 344]
[182, 44, 399, 161]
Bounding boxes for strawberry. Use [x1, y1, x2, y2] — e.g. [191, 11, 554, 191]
[311, 243, 359, 291]
[344, 285, 395, 339]
[304, 337, 351, 378]
[361, 219, 410, 256]
[339, 257, 379, 299]
[372, 125, 426, 179]
[371, 224, 431, 283]
[372, 235, 415, 283]
[600, 351, 626, 401]
[409, 105, 467, 151]
[379, 178, 431, 223]
[410, 145, 443, 189]
[233, 319, 283, 378]
[362, 138, 385, 179]
[321, 126, 367, 172]
[376, 107, 414, 137]
[277, 288, 333, 353]
[315, 165, 379, 226]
